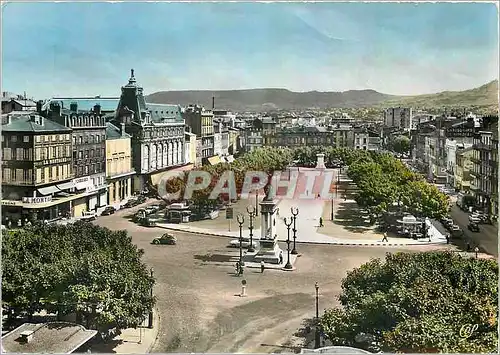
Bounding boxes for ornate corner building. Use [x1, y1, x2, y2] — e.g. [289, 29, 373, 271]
[110, 70, 186, 191]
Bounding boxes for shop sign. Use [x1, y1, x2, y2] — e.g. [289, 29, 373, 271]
[1, 200, 22, 206]
[73, 177, 90, 184]
[22, 196, 53, 204]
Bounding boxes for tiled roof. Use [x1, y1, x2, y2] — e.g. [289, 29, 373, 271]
[45, 98, 120, 112]
[2, 114, 71, 132]
[106, 122, 131, 139]
[11, 99, 37, 107]
[146, 103, 183, 122]
[1, 322, 97, 354]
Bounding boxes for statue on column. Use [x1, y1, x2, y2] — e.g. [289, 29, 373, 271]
[263, 182, 274, 202]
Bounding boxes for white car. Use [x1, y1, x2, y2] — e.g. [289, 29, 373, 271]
[469, 215, 481, 224]
[229, 239, 258, 249]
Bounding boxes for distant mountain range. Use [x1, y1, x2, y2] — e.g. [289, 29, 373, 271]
[146, 80, 498, 112]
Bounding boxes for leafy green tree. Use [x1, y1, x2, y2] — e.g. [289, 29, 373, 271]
[2, 222, 155, 334]
[320, 251, 498, 353]
[392, 135, 411, 156]
[400, 180, 450, 219]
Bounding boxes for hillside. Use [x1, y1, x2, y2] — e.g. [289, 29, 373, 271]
[146, 80, 498, 112]
[382, 80, 498, 109]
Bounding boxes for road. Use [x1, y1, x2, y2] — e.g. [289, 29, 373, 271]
[450, 205, 498, 257]
[93, 203, 449, 353]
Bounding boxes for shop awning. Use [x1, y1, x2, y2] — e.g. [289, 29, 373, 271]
[207, 156, 221, 165]
[75, 181, 92, 190]
[37, 186, 60, 195]
[56, 181, 76, 190]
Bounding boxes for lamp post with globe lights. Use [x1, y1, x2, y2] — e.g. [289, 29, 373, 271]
[290, 207, 299, 254]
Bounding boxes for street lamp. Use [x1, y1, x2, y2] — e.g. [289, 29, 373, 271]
[237, 214, 245, 270]
[314, 282, 321, 349]
[148, 268, 154, 328]
[330, 193, 334, 221]
[255, 190, 259, 214]
[283, 217, 293, 269]
[247, 205, 256, 252]
[291, 207, 299, 255]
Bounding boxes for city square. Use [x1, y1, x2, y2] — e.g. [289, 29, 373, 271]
[94, 203, 450, 353]
[1, 2, 498, 354]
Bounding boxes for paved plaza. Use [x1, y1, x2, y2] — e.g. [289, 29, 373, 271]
[157, 168, 447, 246]
[94, 204, 455, 353]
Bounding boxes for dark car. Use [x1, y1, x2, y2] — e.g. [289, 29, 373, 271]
[468, 222, 480, 232]
[152, 233, 177, 245]
[137, 195, 147, 204]
[122, 199, 139, 209]
[101, 206, 116, 216]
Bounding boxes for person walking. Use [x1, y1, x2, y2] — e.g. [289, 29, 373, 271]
[260, 261, 265, 273]
[319, 217, 323, 227]
[445, 234, 450, 244]
[382, 232, 389, 242]
[279, 252, 283, 265]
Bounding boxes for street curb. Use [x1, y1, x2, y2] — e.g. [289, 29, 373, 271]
[156, 225, 446, 247]
[146, 307, 161, 354]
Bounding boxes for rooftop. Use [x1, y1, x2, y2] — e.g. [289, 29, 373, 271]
[2, 114, 72, 133]
[106, 122, 131, 139]
[1, 322, 97, 354]
[45, 98, 120, 112]
[146, 103, 183, 122]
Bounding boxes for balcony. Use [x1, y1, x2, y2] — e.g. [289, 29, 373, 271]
[474, 142, 495, 151]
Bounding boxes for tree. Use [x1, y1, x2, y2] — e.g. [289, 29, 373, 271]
[392, 135, 411, 156]
[320, 251, 498, 353]
[2, 222, 155, 336]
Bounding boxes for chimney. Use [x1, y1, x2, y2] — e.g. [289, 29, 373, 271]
[36, 100, 43, 114]
[212, 96, 215, 110]
[120, 122, 126, 137]
[70, 102, 78, 112]
[20, 330, 34, 343]
[49, 102, 62, 118]
[94, 104, 101, 115]
[4, 114, 12, 125]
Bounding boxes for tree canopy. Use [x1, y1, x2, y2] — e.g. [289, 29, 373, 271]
[2, 222, 155, 336]
[320, 251, 498, 353]
[392, 135, 411, 156]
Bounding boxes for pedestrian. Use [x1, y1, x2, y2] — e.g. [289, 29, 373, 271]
[235, 262, 239, 275]
[445, 234, 450, 244]
[306, 189, 309, 196]
[317, 193, 321, 199]
[319, 217, 323, 227]
[466, 242, 471, 252]
[260, 261, 265, 273]
[382, 232, 389, 242]
[279, 252, 283, 265]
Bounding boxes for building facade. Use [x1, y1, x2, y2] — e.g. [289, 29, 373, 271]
[471, 116, 498, 215]
[183, 105, 215, 159]
[112, 70, 186, 190]
[43, 101, 108, 216]
[454, 147, 474, 192]
[1, 113, 76, 225]
[384, 107, 413, 130]
[105, 122, 134, 208]
[353, 127, 380, 151]
[184, 132, 197, 166]
[265, 125, 354, 148]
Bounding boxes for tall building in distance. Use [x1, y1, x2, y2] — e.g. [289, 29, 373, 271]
[112, 69, 186, 191]
[384, 107, 413, 130]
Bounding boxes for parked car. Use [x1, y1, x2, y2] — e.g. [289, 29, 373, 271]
[80, 211, 97, 222]
[152, 233, 177, 245]
[440, 217, 453, 227]
[137, 195, 147, 204]
[149, 204, 161, 212]
[121, 199, 138, 209]
[468, 215, 482, 224]
[101, 206, 116, 216]
[468, 222, 480, 232]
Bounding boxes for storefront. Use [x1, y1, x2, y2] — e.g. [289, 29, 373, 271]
[2, 192, 87, 226]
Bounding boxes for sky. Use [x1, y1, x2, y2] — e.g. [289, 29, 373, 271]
[2, 1, 499, 98]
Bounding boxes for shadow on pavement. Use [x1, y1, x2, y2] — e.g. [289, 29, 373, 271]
[333, 201, 374, 233]
[194, 253, 236, 263]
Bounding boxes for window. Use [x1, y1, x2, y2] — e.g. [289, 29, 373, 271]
[101, 148, 105, 156]
[3, 148, 11, 160]
[48, 167, 52, 179]
[11, 135, 17, 142]
[35, 136, 41, 143]
[90, 149, 94, 157]
[23, 149, 29, 160]
[96, 135, 100, 143]
[85, 165, 89, 175]
[52, 147, 57, 158]
[85, 150, 89, 158]
[79, 136, 83, 144]
[78, 151, 83, 159]
[23, 136, 29, 143]
[23, 169, 30, 182]
[84, 135, 88, 144]
[12, 168, 17, 180]
[51, 135, 56, 141]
